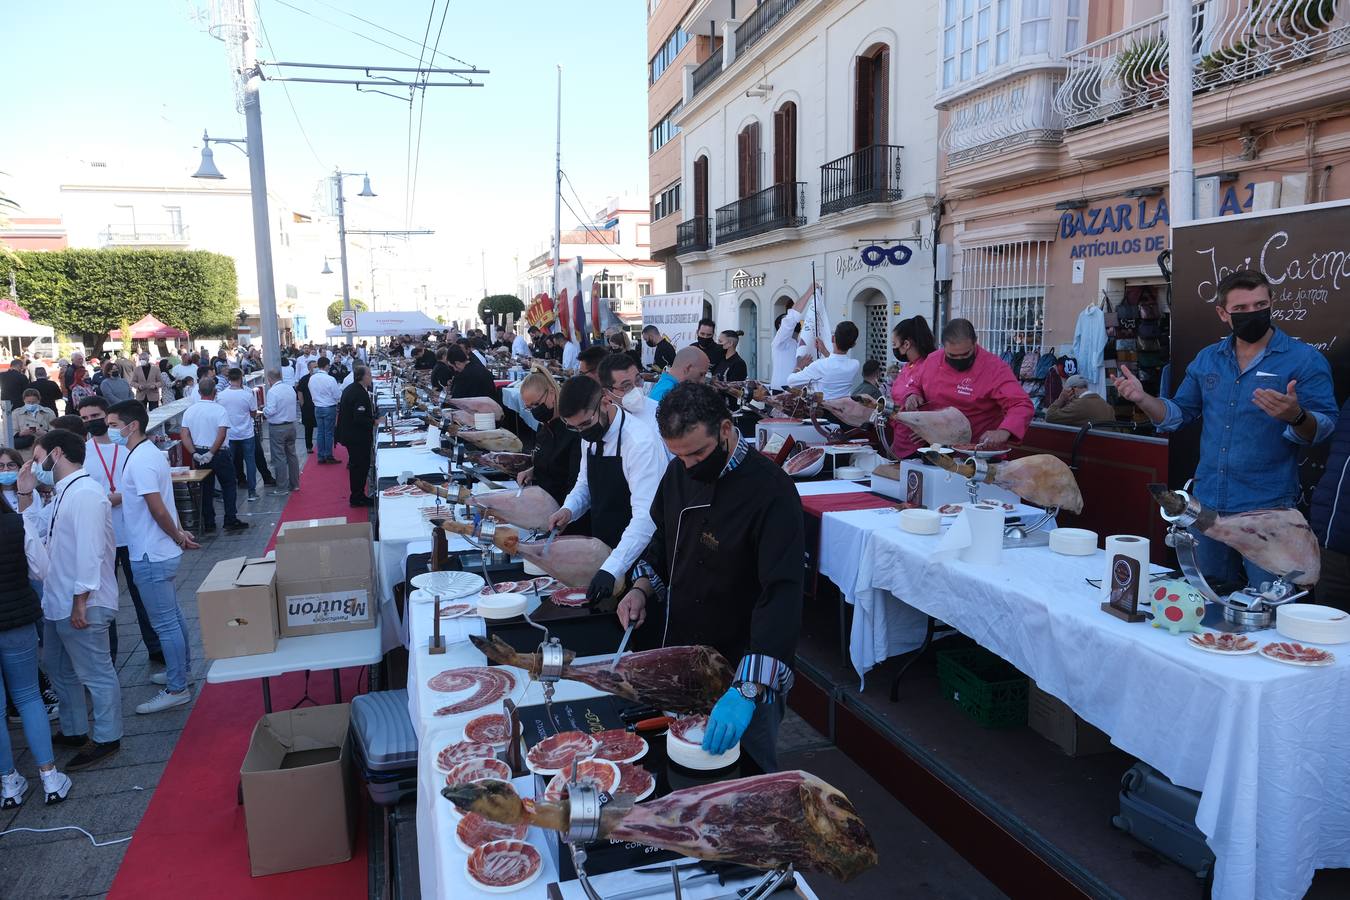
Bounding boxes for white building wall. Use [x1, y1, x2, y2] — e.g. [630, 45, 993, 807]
[673, 0, 941, 381]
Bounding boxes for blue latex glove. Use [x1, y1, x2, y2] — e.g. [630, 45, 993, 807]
[702, 688, 755, 755]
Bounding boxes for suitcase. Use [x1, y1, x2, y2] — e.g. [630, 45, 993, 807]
[350, 689, 419, 805]
[1111, 762, 1215, 880]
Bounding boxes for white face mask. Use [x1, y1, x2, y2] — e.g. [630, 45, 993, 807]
[618, 387, 645, 414]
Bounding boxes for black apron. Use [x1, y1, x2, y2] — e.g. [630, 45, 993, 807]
[534, 419, 589, 536]
[586, 409, 632, 551]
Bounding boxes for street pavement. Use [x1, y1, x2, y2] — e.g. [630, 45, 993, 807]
[0, 436, 305, 899]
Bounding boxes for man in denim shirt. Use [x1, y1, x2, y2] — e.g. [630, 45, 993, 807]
[1115, 270, 1335, 589]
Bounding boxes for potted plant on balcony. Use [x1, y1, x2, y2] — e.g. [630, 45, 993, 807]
[1269, 0, 1339, 32]
[1114, 37, 1168, 106]
[1199, 38, 1260, 84]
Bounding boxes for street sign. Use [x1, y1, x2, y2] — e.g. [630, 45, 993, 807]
[340, 310, 357, 332]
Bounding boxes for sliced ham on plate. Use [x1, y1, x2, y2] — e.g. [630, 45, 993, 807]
[455, 813, 528, 852]
[463, 712, 512, 749]
[592, 729, 647, 764]
[466, 839, 542, 892]
[525, 731, 598, 775]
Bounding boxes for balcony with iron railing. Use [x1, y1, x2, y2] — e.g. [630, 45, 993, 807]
[687, 0, 808, 99]
[819, 145, 903, 217]
[676, 216, 712, 253]
[715, 182, 806, 245]
[100, 223, 190, 246]
[735, 0, 802, 58]
[1054, 0, 1350, 133]
[691, 51, 724, 97]
[940, 70, 1065, 189]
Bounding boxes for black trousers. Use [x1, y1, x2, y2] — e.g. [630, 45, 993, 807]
[303, 422, 315, 451]
[1314, 548, 1350, 613]
[347, 441, 372, 501]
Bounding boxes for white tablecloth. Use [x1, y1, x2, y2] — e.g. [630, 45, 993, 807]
[376, 444, 451, 480]
[858, 528, 1350, 900]
[795, 479, 871, 497]
[374, 492, 472, 597]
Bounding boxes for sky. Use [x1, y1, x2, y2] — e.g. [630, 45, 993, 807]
[4, 0, 650, 300]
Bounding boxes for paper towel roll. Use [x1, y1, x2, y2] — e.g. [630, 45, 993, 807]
[1103, 535, 1150, 601]
[960, 504, 1004, 565]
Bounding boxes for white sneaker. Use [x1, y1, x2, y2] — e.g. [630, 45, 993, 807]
[136, 689, 192, 715]
[40, 768, 71, 805]
[151, 672, 167, 685]
[1, 769, 27, 808]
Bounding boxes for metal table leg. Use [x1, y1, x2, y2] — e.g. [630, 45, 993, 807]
[889, 616, 937, 702]
[261, 677, 273, 713]
[333, 669, 343, 703]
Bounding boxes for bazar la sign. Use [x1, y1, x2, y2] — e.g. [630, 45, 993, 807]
[1061, 183, 1263, 259]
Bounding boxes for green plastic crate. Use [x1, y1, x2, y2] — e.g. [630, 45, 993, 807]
[936, 646, 1029, 729]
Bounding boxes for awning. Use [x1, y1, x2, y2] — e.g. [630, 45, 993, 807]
[325, 310, 441, 338]
[108, 314, 190, 340]
[0, 310, 54, 339]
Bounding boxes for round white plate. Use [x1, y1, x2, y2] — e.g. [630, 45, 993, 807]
[478, 593, 528, 620]
[937, 501, 1015, 517]
[1186, 635, 1259, 656]
[1260, 644, 1336, 667]
[411, 571, 485, 599]
[465, 840, 542, 893]
[437, 602, 476, 620]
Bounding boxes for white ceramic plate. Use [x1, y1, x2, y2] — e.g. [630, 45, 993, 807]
[1260, 643, 1336, 667]
[410, 570, 485, 599]
[937, 501, 1016, 517]
[1186, 634, 1259, 655]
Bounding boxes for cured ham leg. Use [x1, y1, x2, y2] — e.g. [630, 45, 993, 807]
[441, 424, 524, 453]
[923, 451, 1084, 514]
[471, 633, 733, 713]
[444, 396, 504, 420]
[443, 771, 878, 883]
[414, 480, 470, 504]
[892, 407, 972, 447]
[467, 487, 560, 531]
[1149, 486, 1320, 585]
[458, 525, 617, 591]
[820, 397, 881, 428]
[474, 452, 534, 475]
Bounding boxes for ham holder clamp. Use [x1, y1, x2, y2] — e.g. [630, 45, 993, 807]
[1150, 484, 1312, 633]
[921, 449, 1082, 549]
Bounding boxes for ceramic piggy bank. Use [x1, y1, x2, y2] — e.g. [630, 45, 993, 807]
[1150, 580, 1206, 635]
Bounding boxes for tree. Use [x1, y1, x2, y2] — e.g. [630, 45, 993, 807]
[0, 248, 237, 346]
[326, 298, 368, 325]
[478, 294, 524, 327]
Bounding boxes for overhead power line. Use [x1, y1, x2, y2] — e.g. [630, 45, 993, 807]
[254, 0, 327, 169]
[303, 0, 477, 68]
[408, 0, 453, 227]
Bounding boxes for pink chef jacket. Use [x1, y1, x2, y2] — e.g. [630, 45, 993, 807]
[891, 346, 1035, 458]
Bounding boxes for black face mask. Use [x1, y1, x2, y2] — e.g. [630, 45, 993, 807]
[578, 406, 609, 443]
[1228, 307, 1272, 344]
[892, 345, 907, 362]
[85, 420, 108, 437]
[945, 353, 976, 372]
[686, 434, 730, 483]
[697, 337, 715, 347]
[529, 402, 552, 421]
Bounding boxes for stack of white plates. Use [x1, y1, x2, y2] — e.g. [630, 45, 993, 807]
[478, 593, 528, 620]
[1276, 604, 1350, 644]
[1048, 527, 1098, 556]
[834, 466, 866, 481]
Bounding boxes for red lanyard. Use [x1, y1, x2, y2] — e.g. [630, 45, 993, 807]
[92, 441, 120, 492]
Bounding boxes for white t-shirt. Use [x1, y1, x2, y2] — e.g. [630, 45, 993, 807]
[770, 309, 804, 390]
[171, 362, 197, 382]
[120, 439, 182, 563]
[84, 439, 128, 547]
[218, 386, 258, 441]
[785, 351, 863, 401]
[309, 371, 342, 408]
[181, 399, 228, 452]
[511, 334, 532, 358]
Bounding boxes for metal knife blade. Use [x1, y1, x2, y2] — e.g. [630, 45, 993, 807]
[542, 526, 559, 555]
[609, 620, 635, 670]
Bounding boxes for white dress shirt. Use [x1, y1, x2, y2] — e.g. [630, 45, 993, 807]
[170, 362, 197, 382]
[23, 469, 118, 619]
[511, 334, 532, 358]
[786, 351, 863, 401]
[280, 364, 297, 386]
[472, 349, 489, 366]
[770, 309, 804, 389]
[562, 340, 580, 370]
[218, 386, 258, 441]
[180, 399, 228, 453]
[561, 407, 665, 579]
[84, 439, 128, 547]
[263, 382, 297, 423]
[341, 370, 354, 388]
[308, 371, 342, 408]
[120, 440, 182, 563]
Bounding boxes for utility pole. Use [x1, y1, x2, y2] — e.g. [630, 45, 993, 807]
[1167, 0, 1194, 226]
[241, 3, 280, 371]
[334, 170, 355, 347]
[552, 65, 563, 318]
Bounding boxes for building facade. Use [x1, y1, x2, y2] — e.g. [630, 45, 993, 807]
[520, 200, 665, 332]
[936, 0, 1350, 399]
[671, 0, 940, 382]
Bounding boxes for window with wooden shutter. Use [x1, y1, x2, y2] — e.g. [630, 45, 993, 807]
[854, 45, 890, 150]
[855, 54, 875, 150]
[693, 155, 709, 216]
[875, 47, 890, 145]
[774, 102, 797, 186]
[738, 122, 761, 198]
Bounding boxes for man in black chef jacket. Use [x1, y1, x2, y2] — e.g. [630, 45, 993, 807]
[617, 382, 803, 772]
[641, 325, 676, 370]
[444, 345, 497, 401]
[336, 365, 381, 506]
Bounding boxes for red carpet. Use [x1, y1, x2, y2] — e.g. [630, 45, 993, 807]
[109, 446, 375, 899]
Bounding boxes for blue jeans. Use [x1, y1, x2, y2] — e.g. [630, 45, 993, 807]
[231, 435, 257, 492]
[108, 545, 160, 663]
[315, 406, 337, 460]
[1192, 526, 1278, 592]
[132, 553, 190, 693]
[44, 608, 122, 744]
[0, 624, 54, 770]
[199, 445, 240, 528]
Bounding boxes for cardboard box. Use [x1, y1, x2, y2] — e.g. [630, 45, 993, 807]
[274, 522, 376, 638]
[1028, 684, 1115, 757]
[276, 516, 348, 537]
[197, 557, 278, 659]
[240, 704, 355, 876]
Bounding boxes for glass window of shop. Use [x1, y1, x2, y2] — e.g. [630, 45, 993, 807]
[955, 239, 1049, 358]
[650, 28, 690, 83]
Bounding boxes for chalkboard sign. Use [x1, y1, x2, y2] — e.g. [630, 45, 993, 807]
[1169, 200, 1350, 504]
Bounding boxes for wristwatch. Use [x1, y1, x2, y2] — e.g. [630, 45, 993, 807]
[1290, 408, 1308, 427]
[734, 681, 762, 701]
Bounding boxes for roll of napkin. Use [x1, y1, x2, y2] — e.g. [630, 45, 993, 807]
[936, 503, 1004, 565]
[1102, 535, 1150, 601]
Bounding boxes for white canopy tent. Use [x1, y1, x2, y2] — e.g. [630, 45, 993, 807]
[324, 310, 441, 338]
[0, 310, 54, 339]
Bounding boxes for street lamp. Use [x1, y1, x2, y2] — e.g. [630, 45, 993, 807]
[332, 169, 375, 346]
[321, 257, 333, 275]
[191, 128, 281, 370]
